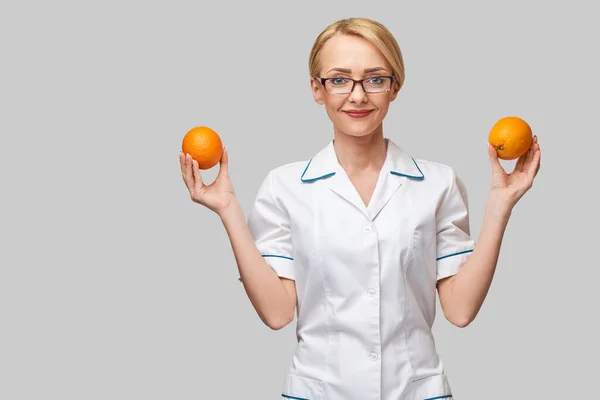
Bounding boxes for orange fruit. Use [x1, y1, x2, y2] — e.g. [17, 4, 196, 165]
[181, 126, 223, 170]
[488, 116, 533, 160]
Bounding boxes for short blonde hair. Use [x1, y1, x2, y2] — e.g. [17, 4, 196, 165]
[309, 18, 406, 90]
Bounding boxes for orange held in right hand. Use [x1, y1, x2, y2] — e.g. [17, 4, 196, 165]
[488, 116, 533, 160]
[179, 126, 236, 215]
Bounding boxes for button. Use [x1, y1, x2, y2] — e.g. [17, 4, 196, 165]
[363, 225, 372, 233]
[369, 352, 379, 361]
[367, 287, 377, 296]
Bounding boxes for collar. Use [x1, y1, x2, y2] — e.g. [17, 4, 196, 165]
[300, 137, 424, 182]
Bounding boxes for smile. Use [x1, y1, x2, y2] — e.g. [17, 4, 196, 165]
[343, 110, 373, 119]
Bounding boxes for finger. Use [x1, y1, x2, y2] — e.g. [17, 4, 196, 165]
[528, 136, 540, 177]
[526, 145, 540, 180]
[529, 142, 541, 179]
[515, 153, 526, 172]
[524, 135, 536, 167]
[191, 158, 204, 190]
[216, 146, 229, 180]
[488, 143, 505, 175]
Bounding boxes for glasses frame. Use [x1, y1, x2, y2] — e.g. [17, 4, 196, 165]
[315, 75, 396, 94]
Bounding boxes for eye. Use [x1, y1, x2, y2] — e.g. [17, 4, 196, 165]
[367, 76, 384, 84]
[330, 77, 349, 85]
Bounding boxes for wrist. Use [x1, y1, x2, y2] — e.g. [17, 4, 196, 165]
[218, 198, 242, 221]
[486, 191, 513, 219]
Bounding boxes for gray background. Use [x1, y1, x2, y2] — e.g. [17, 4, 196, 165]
[1, 0, 598, 399]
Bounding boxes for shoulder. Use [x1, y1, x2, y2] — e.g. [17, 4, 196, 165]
[412, 157, 470, 210]
[255, 160, 309, 200]
[259, 160, 307, 188]
[248, 161, 309, 215]
[412, 157, 463, 189]
[270, 160, 308, 181]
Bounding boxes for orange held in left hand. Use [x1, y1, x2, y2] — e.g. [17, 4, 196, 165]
[487, 117, 541, 209]
[182, 126, 223, 170]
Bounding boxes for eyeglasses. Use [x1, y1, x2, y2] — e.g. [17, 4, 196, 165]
[315, 75, 395, 94]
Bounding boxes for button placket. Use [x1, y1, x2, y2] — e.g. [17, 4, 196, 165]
[363, 219, 381, 374]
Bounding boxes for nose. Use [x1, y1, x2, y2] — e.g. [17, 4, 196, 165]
[348, 81, 368, 103]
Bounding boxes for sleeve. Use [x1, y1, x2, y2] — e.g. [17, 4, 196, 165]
[435, 167, 475, 281]
[239, 169, 295, 282]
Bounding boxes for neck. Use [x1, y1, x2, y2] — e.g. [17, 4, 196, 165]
[332, 128, 388, 176]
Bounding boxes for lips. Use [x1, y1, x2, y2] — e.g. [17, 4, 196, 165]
[344, 110, 373, 119]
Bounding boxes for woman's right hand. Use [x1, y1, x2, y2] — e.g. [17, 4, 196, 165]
[179, 147, 236, 215]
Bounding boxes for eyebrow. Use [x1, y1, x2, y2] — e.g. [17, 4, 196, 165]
[326, 67, 388, 74]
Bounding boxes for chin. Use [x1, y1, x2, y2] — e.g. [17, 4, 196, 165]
[337, 121, 381, 137]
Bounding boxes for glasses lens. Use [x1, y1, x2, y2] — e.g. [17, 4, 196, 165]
[325, 78, 353, 94]
[325, 77, 392, 94]
[364, 77, 392, 93]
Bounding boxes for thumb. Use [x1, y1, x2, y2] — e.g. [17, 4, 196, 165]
[488, 143, 504, 175]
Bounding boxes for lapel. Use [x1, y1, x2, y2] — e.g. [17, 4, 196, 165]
[300, 137, 425, 221]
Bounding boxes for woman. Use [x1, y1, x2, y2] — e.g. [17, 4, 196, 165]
[179, 17, 541, 400]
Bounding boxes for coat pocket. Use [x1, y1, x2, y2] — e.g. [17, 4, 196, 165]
[405, 373, 453, 400]
[281, 373, 324, 400]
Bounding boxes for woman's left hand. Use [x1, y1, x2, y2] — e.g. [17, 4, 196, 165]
[488, 135, 541, 209]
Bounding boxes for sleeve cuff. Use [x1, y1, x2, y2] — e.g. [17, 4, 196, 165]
[436, 249, 473, 281]
[238, 254, 295, 282]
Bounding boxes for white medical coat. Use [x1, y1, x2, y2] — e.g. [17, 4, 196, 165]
[245, 138, 475, 400]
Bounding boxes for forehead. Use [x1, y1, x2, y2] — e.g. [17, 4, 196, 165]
[319, 34, 391, 74]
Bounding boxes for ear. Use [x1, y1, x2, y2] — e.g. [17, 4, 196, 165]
[310, 77, 325, 105]
[389, 81, 401, 102]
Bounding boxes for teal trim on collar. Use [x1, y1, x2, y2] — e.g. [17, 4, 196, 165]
[300, 158, 337, 182]
[282, 394, 309, 400]
[389, 157, 424, 180]
[300, 138, 425, 183]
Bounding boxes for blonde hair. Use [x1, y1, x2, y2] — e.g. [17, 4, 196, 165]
[309, 18, 406, 90]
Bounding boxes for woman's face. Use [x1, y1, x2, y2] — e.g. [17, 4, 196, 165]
[311, 34, 400, 139]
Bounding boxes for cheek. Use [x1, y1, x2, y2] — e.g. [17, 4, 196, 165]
[323, 98, 344, 116]
[379, 104, 391, 115]
[374, 99, 392, 116]
[323, 95, 344, 110]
